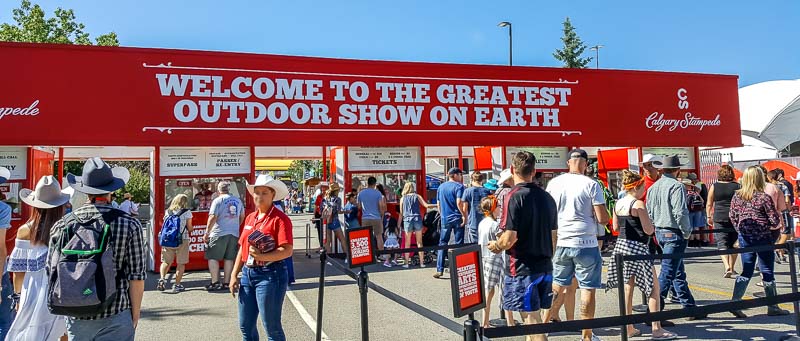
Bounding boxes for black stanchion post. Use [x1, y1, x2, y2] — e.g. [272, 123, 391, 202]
[315, 250, 327, 341]
[615, 254, 628, 341]
[787, 241, 800, 338]
[463, 313, 480, 341]
[306, 222, 312, 258]
[358, 266, 370, 341]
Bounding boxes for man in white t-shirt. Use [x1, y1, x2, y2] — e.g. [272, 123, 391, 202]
[544, 149, 609, 341]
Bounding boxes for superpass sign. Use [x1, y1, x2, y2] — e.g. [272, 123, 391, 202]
[0, 43, 741, 147]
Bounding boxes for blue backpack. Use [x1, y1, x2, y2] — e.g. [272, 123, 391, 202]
[159, 209, 188, 248]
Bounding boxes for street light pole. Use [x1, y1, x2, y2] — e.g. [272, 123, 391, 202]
[590, 44, 604, 69]
[498, 21, 512, 66]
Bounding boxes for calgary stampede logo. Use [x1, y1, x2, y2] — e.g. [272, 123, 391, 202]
[645, 89, 721, 132]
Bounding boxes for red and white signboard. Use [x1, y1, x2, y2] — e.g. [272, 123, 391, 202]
[0, 43, 741, 148]
[449, 244, 485, 318]
[346, 226, 376, 268]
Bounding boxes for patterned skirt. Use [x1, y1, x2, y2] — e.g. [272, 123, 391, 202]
[606, 238, 654, 297]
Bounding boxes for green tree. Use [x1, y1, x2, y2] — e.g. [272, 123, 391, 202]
[114, 167, 150, 204]
[553, 17, 592, 68]
[286, 160, 323, 183]
[0, 0, 119, 46]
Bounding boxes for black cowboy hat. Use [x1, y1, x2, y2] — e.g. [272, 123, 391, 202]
[67, 157, 130, 195]
[652, 155, 684, 169]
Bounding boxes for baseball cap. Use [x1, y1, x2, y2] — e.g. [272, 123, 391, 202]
[568, 148, 588, 160]
[448, 167, 463, 175]
[640, 154, 658, 164]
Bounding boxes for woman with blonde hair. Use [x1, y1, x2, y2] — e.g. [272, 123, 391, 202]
[728, 166, 790, 317]
[398, 182, 435, 268]
[158, 193, 193, 292]
[606, 170, 677, 340]
[6, 176, 69, 340]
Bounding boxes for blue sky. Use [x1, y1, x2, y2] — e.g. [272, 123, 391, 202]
[1, 1, 797, 87]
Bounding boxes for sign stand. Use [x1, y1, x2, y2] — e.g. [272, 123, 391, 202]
[780, 241, 800, 341]
[448, 244, 485, 341]
[315, 250, 327, 341]
[345, 226, 377, 341]
[358, 267, 370, 341]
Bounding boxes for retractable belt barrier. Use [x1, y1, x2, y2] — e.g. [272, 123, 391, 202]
[479, 241, 800, 341]
[315, 231, 474, 341]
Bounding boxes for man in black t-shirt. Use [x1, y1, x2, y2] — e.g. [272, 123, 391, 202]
[488, 151, 557, 341]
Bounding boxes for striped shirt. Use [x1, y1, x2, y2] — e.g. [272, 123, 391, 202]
[50, 203, 147, 320]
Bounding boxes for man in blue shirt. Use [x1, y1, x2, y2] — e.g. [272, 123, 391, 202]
[0, 167, 16, 339]
[434, 167, 466, 278]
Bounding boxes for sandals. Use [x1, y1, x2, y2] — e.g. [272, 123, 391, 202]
[157, 279, 166, 291]
[651, 331, 678, 340]
[205, 282, 222, 292]
[627, 329, 642, 338]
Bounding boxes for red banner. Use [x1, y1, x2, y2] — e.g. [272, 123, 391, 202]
[0, 43, 741, 148]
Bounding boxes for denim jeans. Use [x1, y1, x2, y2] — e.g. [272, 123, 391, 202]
[239, 261, 288, 341]
[738, 235, 775, 282]
[436, 221, 465, 272]
[0, 272, 16, 340]
[656, 230, 696, 309]
[66, 309, 134, 341]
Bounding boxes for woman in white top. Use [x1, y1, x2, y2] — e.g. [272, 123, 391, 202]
[158, 194, 194, 293]
[7, 176, 70, 341]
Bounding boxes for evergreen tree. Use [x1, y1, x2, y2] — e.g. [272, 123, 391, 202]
[553, 17, 592, 68]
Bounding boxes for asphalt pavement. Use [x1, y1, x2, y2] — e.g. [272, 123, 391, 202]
[138, 213, 800, 341]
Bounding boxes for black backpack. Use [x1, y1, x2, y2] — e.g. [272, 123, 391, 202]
[48, 209, 121, 318]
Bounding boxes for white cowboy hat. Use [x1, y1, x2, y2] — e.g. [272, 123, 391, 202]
[640, 154, 658, 164]
[247, 174, 289, 199]
[20, 176, 71, 209]
[0, 167, 9, 184]
[498, 169, 513, 184]
[791, 171, 800, 181]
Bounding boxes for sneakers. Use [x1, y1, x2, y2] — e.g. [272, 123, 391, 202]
[433, 272, 443, 279]
[579, 333, 603, 341]
[420, 263, 426, 268]
[383, 262, 392, 268]
[205, 282, 222, 292]
[402, 264, 410, 269]
[391, 260, 399, 266]
[172, 284, 185, 293]
[157, 279, 166, 291]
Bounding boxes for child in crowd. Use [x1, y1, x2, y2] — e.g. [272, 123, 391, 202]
[383, 215, 401, 267]
[343, 193, 360, 229]
[477, 195, 503, 329]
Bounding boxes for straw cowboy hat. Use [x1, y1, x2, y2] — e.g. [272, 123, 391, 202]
[0, 167, 9, 184]
[680, 178, 697, 188]
[20, 176, 71, 209]
[67, 157, 130, 195]
[247, 174, 289, 199]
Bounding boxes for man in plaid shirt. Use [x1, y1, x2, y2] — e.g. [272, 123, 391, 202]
[52, 157, 146, 340]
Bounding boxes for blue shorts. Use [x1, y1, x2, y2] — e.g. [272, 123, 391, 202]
[403, 219, 423, 233]
[327, 219, 342, 231]
[553, 246, 603, 289]
[502, 273, 553, 312]
[689, 211, 706, 229]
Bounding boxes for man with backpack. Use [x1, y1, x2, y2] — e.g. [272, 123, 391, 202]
[50, 157, 145, 340]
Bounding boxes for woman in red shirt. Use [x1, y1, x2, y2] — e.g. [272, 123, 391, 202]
[230, 174, 293, 341]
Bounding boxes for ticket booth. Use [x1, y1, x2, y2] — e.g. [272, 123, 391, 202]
[151, 147, 254, 271]
[0, 147, 54, 251]
[333, 146, 425, 217]
[495, 147, 570, 187]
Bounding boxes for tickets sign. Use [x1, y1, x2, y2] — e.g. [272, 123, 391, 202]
[505, 147, 569, 170]
[448, 244, 485, 318]
[347, 147, 421, 171]
[346, 226, 376, 268]
[0, 147, 27, 180]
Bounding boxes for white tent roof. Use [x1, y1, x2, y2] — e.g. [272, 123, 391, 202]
[739, 79, 800, 150]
